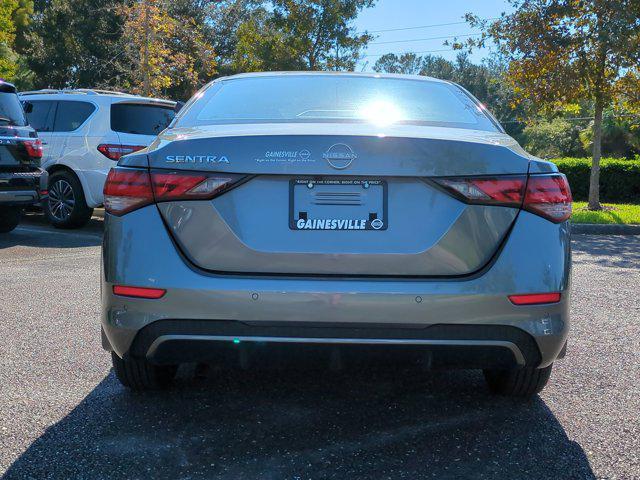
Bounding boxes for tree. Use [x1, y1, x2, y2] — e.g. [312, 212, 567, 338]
[24, 0, 126, 89]
[118, 0, 216, 99]
[233, 0, 375, 72]
[206, 0, 263, 75]
[522, 118, 586, 158]
[373, 53, 423, 74]
[459, 0, 640, 210]
[0, 0, 33, 83]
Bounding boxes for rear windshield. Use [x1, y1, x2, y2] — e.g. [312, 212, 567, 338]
[111, 103, 175, 136]
[176, 75, 499, 131]
[0, 92, 27, 127]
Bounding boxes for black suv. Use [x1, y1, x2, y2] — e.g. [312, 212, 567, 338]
[0, 81, 47, 233]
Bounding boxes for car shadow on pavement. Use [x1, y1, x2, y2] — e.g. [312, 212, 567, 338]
[4, 364, 595, 480]
[572, 234, 640, 270]
[0, 215, 102, 249]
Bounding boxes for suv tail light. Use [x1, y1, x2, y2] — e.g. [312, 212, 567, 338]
[433, 173, 572, 223]
[103, 168, 247, 215]
[97, 144, 146, 161]
[22, 139, 43, 159]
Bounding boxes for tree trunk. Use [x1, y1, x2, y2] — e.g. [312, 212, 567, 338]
[588, 100, 604, 210]
[142, 0, 150, 97]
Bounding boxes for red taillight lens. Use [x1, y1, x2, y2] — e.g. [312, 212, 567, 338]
[150, 171, 245, 201]
[22, 139, 43, 159]
[433, 176, 527, 207]
[103, 168, 153, 215]
[433, 173, 572, 223]
[524, 174, 572, 223]
[509, 293, 561, 305]
[113, 285, 166, 299]
[104, 168, 247, 216]
[97, 144, 146, 161]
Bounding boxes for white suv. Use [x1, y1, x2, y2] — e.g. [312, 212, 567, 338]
[19, 89, 176, 228]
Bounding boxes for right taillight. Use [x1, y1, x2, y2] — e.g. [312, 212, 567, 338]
[523, 174, 572, 223]
[433, 173, 572, 223]
[22, 139, 43, 159]
[98, 144, 146, 161]
[104, 167, 246, 216]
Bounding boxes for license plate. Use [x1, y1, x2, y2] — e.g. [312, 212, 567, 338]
[289, 179, 388, 231]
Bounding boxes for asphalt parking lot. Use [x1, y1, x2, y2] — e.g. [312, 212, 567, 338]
[0, 216, 638, 480]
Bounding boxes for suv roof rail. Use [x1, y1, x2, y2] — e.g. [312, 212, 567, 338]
[19, 88, 133, 97]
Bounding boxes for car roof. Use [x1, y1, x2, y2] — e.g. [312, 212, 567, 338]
[18, 89, 175, 106]
[0, 80, 17, 94]
[216, 71, 448, 84]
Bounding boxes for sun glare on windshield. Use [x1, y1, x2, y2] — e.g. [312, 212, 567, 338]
[358, 99, 405, 127]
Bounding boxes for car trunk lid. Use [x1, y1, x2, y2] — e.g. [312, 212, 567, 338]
[140, 124, 531, 277]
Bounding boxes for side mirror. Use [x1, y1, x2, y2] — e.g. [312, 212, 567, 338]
[174, 101, 185, 113]
[23, 101, 33, 114]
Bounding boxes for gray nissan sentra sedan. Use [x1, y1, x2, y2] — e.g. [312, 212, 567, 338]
[101, 72, 572, 396]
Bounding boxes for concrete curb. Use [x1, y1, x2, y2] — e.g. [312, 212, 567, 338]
[572, 223, 640, 235]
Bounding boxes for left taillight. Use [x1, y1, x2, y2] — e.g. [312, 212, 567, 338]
[104, 167, 247, 216]
[151, 171, 246, 201]
[103, 168, 154, 216]
[22, 139, 43, 159]
[97, 144, 146, 161]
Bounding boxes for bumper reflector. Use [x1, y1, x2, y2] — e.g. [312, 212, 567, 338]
[509, 293, 561, 305]
[113, 285, 166, 299]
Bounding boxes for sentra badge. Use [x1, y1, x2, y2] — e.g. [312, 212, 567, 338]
[166, 155, 229, 164]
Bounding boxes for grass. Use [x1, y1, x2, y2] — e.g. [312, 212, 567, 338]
[571, 202, 640, 224]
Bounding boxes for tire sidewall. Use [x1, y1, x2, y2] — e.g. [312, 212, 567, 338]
[45, 171, 93, 229]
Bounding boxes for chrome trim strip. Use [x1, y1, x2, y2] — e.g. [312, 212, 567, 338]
[146, 335, 527, 366]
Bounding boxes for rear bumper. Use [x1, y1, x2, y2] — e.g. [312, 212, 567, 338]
[0, 168, 48, 206]
[122, 320, 543, 369]
[102, 206, 571, 369]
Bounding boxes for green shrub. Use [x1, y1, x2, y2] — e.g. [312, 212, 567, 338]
[551, 157, 640, 203]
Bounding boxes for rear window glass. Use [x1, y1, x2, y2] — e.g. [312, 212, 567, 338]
[176, 75, 499, 131]
[0, 92, 27, 127]
[24, 100, 56, 131]
[111, 103, 175, 136]
[54, 101, 96, 132]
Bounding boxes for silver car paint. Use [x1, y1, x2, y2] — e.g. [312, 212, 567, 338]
[102, 206, 570, 368]
[104, 72, 570, 370]
[136, 125, 552, 277]
[158, 186, 517, 276]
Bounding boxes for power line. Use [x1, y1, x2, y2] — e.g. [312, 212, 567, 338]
[370, 32, 480, 46]
[362, 17, 499, 35]
[362, 48, 457, 58]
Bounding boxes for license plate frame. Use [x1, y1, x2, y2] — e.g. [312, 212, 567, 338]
[289, 178, 388, 231]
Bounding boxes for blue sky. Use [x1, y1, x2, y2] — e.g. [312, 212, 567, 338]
[355, 0, 512, 71]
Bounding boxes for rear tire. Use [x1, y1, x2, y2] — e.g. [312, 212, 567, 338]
[0, 207, 21, 233]
[483, 364, 553, 397]
[45, 171, 93, 229]
[111, 352, 177, 391]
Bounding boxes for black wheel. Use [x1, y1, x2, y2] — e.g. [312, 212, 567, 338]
[111, 352, 177, 391]
[0, 207, 21, 233]
[483, 364, 553, 397]
[45, 171, 93, 229]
